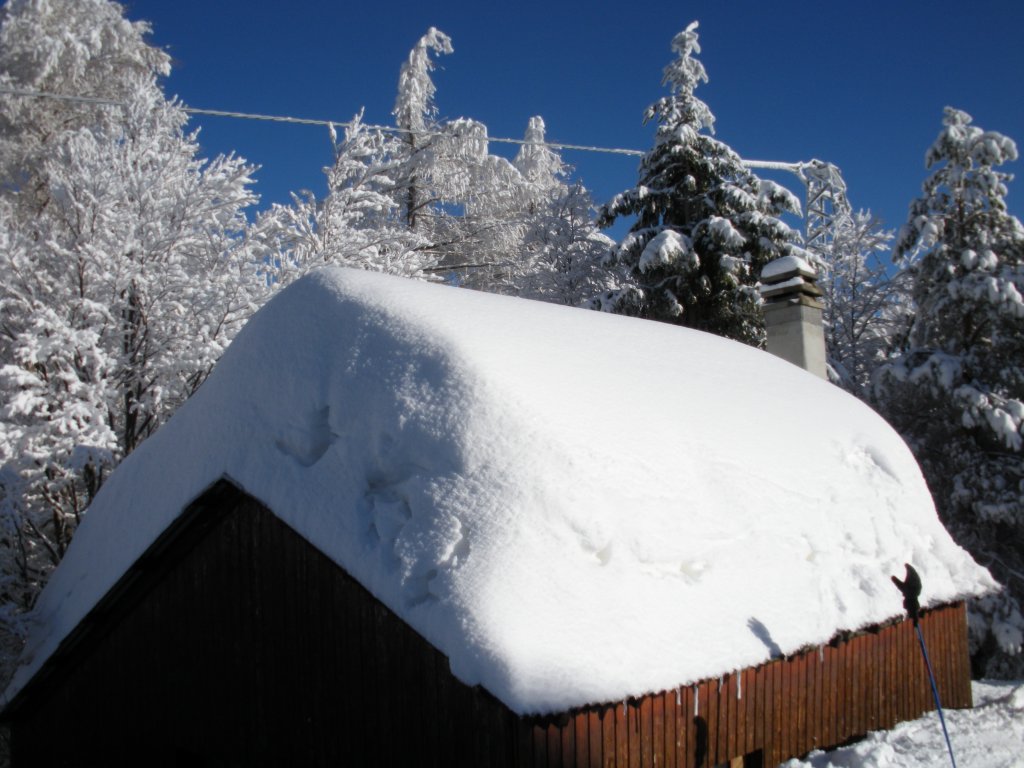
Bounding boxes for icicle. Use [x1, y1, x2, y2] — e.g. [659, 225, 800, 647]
[676, 688, 682, 707]
[737, 673, 742, 701]
[693, 684, 699, 717]
[623, 701, 627, 718]
[819, 645, 825, 663]
[718, 675, 723, 693]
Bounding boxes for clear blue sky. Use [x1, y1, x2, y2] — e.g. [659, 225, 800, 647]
[127, 0, 1023, 241]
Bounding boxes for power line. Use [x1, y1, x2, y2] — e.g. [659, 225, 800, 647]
[0, 86, 819, 169]
[1, 85, 850, 238]
[0, 85, 646, 157]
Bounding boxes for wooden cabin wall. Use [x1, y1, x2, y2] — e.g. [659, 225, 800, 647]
[7, 482, 972, 767]
[8, 484, 522, 767]
[516, 601, 971, 767]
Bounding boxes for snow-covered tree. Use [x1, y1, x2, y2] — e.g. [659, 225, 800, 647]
[432, 117, 531, 287]
[419, 115, 619, 304]
[874, 107, 1024, 676]
[598, 22, 804, 347]
[386, 31, 614, 300]
[387, 29, 512, 279]
[509, 117, 621, 305]
[254, 113, 434, 286]
[260, 29, 613, 306]
[815, 210, 899, 396]
[0, 0, 260, 676]
[392, 26, 453, 232]
[514, 116, 565, 198]
[0, 0, 170, 215]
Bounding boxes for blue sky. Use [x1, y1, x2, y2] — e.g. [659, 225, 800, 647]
[127, 0, 1023, 241]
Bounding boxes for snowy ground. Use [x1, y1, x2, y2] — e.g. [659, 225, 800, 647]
[783, 680, 1024, 767]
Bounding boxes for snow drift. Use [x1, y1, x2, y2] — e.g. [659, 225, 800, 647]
[4, 268, 994, 714]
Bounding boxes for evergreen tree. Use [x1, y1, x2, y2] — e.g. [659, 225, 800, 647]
[598, 22, 803, 347]
[874, 107, 1024, 676]
[388, 29, 517, 279]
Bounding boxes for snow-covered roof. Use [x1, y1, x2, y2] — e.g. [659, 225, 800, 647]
[4, 268, 993, 715]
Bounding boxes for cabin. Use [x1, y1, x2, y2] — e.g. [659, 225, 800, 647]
[1, 267, 992, 766]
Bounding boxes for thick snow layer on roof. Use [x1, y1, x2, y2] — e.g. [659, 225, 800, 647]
[5, 268, 994, 714]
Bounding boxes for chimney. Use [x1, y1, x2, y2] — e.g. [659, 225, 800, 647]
[759, 256, 827, 379]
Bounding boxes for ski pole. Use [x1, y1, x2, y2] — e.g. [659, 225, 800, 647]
[914, 620, 957, 768]
[892, 563, 958, 768]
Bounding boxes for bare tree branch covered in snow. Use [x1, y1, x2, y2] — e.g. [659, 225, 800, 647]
[251, 112, 436, 286]
[0, 0, 263, 679]
[814, 210, 899, 397]
[259, 29, 618, 306]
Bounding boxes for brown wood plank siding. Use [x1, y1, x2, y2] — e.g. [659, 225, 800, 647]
[724, 673, 736, 763]
[589, 708, 602, 768]
[648, 691, 661, 767]
[9, 484, 521, 767]
[661, 691, 673, 767]
[508, 603, 971, 768]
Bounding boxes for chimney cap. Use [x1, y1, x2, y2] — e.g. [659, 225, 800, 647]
[761, 255, 817, 284]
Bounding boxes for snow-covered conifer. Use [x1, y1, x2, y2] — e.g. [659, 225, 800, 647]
[435, 115, 619, 303]
[874, 108, 1024, 676]
[387, 30, 509, 274]
[280, 31, 613, 305]
[514, 116, 566, 199]
[598, 22, 803, 346]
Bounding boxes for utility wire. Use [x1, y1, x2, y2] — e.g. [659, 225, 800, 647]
[0, 85, 647, 157]
[0, 85, 815, 174]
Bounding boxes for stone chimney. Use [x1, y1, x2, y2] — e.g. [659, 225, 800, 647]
[759, 256, 827, 379]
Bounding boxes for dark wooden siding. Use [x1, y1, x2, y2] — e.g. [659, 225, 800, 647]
[7, 481, 973, 767]
[514, 602, 971, 767]
[8, 482, 521, 767]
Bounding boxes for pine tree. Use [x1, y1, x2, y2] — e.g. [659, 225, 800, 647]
[0, 0, 261, 676]
[874, 107, 1024, 676]
[598, 22, 803, 347]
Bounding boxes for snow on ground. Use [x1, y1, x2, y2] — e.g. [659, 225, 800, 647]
[784, 681, 1024, 768]
[4, 268, 994, 715]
